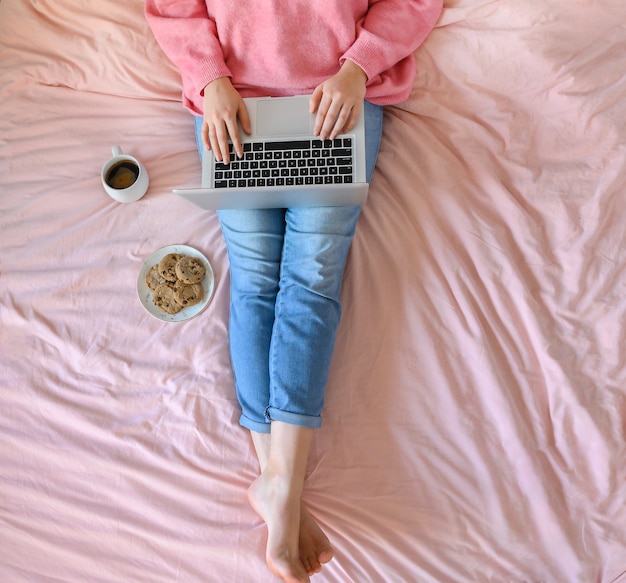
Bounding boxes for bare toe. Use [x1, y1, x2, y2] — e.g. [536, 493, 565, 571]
[248, 475, 311, 583]
[299, 505, 334, 575]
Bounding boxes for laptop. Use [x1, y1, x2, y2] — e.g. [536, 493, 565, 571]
[173, 94, 369, 210]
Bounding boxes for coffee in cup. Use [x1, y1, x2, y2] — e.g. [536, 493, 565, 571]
[105, 160, 140, 189]
[101, 146, 149, 203]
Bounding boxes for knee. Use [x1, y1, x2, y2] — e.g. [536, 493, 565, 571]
[229, 256, 281, 298]
[281, 240, 350, 301]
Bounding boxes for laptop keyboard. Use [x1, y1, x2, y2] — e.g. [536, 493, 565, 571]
[213, 138, 354, 189]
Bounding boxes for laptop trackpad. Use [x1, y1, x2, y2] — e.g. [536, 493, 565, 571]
[256, 97, 312, 136]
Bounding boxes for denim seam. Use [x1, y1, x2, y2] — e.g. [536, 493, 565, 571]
[268, 237, 286, 413]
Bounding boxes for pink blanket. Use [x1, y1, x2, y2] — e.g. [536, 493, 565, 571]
[1, 0, 625, 581]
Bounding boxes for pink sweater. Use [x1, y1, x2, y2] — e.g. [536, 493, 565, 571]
[145, 0, 443, 115]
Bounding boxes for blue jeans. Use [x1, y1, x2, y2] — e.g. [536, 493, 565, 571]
[194, 101, 383, 432]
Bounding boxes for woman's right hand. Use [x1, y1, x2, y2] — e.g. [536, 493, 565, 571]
[202, 77, 251, 164]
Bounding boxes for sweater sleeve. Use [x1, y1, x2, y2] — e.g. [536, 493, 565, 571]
[144, 0, 231, 111]
[341, 0, 443, 81]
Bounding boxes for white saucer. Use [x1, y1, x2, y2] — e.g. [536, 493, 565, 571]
[136, 244, 215, 322]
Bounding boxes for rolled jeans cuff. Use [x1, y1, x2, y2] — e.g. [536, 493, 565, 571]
[266, 407, 323, 429]
[239, 414, 272, 434]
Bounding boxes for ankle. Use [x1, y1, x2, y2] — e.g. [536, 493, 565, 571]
[260, 464, 304, 499]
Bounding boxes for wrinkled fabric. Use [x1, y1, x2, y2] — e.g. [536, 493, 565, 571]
[1, 0, 625, 581]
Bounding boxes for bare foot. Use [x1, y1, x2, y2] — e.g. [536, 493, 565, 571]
[299, 504, 334, 576]
[248, 472, 310, 583]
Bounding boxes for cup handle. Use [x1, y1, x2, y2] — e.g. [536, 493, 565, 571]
[112, 146, 122, 156]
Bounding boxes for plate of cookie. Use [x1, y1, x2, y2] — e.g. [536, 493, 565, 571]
[137, 244, 215, 322]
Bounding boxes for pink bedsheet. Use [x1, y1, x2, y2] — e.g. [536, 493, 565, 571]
[1, 0, 625, 581]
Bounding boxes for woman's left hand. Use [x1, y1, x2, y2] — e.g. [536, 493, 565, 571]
[310, 60, 367, 141]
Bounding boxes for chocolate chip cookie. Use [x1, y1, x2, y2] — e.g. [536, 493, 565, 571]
[174, 281, 204, 307]
[174, 255, 206, 284]
[145, 264, 165, 291]
[158, 253, 182, 282]
[153, 283, 182, 314]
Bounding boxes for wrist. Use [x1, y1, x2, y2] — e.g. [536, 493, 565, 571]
[202, 76, 232, 95]
[341, 59, 368, 83]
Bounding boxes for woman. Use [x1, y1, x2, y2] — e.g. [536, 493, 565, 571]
[145, 2, 442, 581]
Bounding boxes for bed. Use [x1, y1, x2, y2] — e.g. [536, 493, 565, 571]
[2, 0, 625, 581]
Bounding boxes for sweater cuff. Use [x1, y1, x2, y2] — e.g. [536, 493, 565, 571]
[195, 58, 232, 96]
[341, 36, 384, 82]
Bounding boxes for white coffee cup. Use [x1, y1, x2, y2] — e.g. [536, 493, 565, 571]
[101, 146, 149, 203]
